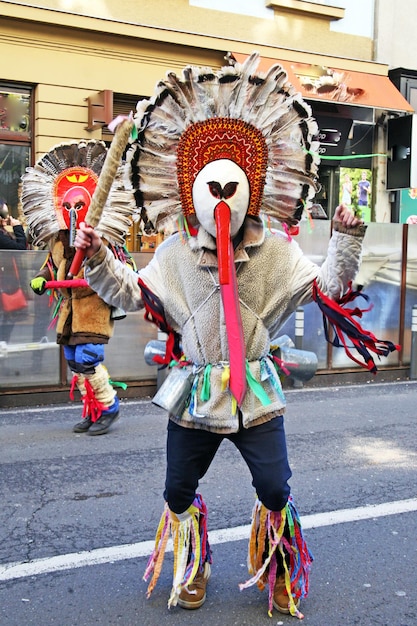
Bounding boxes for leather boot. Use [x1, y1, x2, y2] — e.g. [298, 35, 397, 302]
[177, 562, 211, 610]
[273, 574, 300, 614]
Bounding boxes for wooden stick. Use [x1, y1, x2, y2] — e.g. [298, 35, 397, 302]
[67, 118, 134, 277]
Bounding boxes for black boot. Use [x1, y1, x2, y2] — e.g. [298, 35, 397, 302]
[87, 398, 120, 436]
[73, 416, 93, 433]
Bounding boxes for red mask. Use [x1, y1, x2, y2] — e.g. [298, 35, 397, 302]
[53, 167, 98, 230]
[61, 186, 91, 230]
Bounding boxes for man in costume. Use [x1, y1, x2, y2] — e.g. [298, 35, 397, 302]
[21, 139, 135, 435]
[74, 53, 397, 617]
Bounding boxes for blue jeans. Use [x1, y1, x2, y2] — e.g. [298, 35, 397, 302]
[164, 415, 292, 514]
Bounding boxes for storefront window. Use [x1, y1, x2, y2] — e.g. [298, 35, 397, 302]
[0, 85, 32, 216]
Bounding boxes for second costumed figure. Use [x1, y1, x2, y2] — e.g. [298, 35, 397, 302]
[21, 139, 136, 435]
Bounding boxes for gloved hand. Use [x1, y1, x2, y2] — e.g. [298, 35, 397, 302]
[30, 277, 47, 295]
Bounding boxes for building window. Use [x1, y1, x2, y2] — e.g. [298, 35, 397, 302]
[0, 85, 32, 217]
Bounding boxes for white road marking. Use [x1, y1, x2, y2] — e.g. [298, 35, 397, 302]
[1, 497, 416, 582]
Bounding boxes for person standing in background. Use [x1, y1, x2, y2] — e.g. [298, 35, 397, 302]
[0, 198, 27, 344]
[341, 173, 352, 207]
[0, 199, 27, 250]
[357, 170, 371, 208]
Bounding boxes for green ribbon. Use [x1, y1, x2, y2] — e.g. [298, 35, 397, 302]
[245, 362, 271, 406]
[200, 364, 212, 401]
[109, 379, 128, 391]
[50, 294, 63, 319]
[130, 124, 138, 141]
[307, 149, 388, 161]
[285, 502, 295, 538]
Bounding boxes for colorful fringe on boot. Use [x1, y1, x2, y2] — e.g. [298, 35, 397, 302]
[239, 497, 313, 619]
[143, 494, 211, 608]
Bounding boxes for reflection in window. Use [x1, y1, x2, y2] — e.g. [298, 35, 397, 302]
[0, 89, 30, 134]
[0, 85, 32, 217]
[0, 145, 30, 215]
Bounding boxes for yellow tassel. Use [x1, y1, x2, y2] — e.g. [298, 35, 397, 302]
[221, 365, 230, 391]
[257, 506, 269, 568]
[242, 500, 286, 593]
[188, 509, 201, 582]
[145, 506, 172, 597]
[146, 521, 171, 598]
[279, 543, 304, 618]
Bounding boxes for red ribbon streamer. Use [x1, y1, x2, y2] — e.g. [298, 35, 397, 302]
[215, 201, 247, 406]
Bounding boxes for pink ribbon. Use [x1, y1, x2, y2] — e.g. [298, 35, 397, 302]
[107, 111, 133, 133]
[45, 279, 88, 289]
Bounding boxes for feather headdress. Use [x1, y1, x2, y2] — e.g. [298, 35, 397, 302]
[127, 51, 320, 234]
[21, 139, 136, 248]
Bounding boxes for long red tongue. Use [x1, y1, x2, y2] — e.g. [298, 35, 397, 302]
[214, 201, 247, 406]
[215, 200, 231, 285]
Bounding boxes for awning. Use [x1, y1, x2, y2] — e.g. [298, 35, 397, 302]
[232, 53, 414, 113]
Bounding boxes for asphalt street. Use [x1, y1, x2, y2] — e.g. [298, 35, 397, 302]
[1, 380, 417, 626]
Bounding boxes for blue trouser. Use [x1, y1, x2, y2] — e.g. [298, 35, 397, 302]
[64, 343, 105, 374]
[164, 415, 292, 514]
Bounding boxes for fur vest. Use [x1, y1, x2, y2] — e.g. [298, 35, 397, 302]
[35, 231, 113, 345]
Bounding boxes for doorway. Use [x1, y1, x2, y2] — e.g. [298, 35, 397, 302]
[314, 165, 340, 219]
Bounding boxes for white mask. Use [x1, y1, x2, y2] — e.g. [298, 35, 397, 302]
[192, 159, 250, 238]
